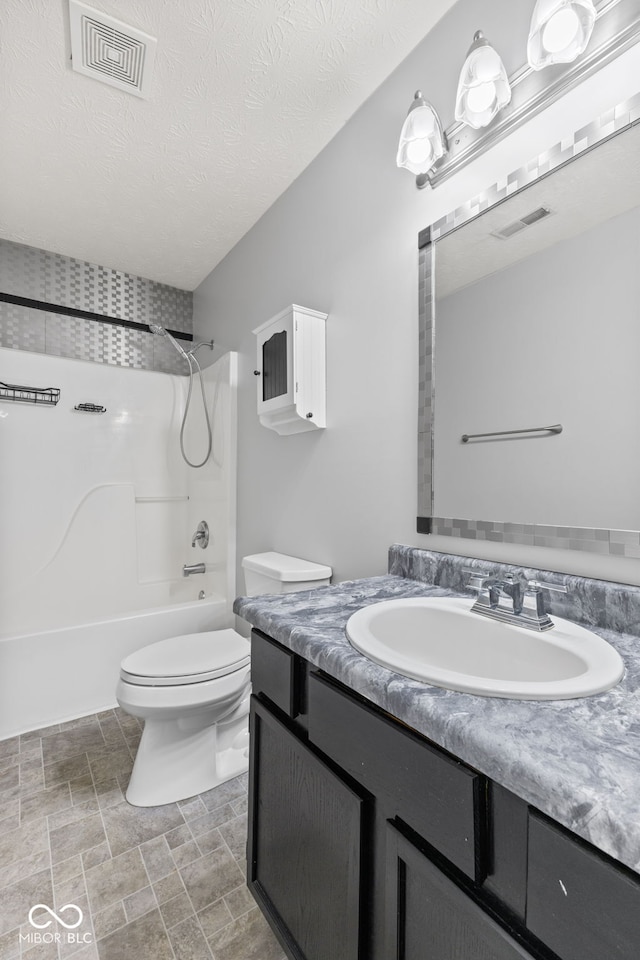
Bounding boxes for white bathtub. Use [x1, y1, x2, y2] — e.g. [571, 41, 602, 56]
[0, 595, 231, 739]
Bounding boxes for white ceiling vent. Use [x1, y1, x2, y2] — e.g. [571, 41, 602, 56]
[69, 1, 157, 99]
[491, 206, 553, 240]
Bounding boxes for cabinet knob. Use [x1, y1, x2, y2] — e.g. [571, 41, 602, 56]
[253, 370, 261, 376]
[306, 412, 313, 418]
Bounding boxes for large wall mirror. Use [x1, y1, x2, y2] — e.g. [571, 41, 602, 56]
[418, 92, 640, 557]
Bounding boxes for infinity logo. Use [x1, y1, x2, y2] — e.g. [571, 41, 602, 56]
[28, 904, 84, 930]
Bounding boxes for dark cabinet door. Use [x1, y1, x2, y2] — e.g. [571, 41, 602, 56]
[527, 811, 640, 960]
[248, 696, 367, 960]
[385, 823, 535, 960]
[262, 329, 288, 400]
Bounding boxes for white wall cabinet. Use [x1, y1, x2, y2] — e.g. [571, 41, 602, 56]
[252, 305, 327, 435]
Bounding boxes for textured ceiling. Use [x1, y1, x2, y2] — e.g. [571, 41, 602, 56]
[0, 0, 458, 290]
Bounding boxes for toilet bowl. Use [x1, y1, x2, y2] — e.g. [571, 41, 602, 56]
[117, 552, 332, 806]
[116, 629, 251, 806]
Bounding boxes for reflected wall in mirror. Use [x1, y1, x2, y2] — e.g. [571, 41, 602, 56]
[417, 92, 640, 557]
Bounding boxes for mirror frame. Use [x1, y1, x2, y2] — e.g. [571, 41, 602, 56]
[417, 89, 640, 558]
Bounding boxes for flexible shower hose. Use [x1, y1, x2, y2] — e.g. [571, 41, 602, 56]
[180, 351, 213, 468]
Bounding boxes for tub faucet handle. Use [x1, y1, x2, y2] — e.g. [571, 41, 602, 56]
[191, 521, 209, 549]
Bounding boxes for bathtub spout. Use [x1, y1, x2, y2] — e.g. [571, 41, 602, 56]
[183, 563, 206, 577]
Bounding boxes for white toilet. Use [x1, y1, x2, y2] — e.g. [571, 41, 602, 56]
[116, 552, 332, 806]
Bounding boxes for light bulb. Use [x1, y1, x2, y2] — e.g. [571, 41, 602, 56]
[542, 7, 580, 52]
[455, 32, 511, 130]
[471, 45, 502, 82]
[406, 139, 433, 167]
[408, 107, 436, 138]
[396, 92, 446, 178]
[466, 81, 497, 115]
[527, 0, 596, 69]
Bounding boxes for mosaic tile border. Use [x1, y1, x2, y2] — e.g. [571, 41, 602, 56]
[417, 91, 640, 558]
[428, 519, 640, 560]
[0, 240, 193, 375]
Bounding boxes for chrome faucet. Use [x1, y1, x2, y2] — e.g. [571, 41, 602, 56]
[183, 563, 206, 577]
[191, 520, 209, 549]
[467, 572, 567, 631]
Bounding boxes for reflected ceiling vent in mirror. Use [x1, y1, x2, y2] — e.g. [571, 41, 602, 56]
[491, 206, 553, 239]
[69, 0, 157, 99]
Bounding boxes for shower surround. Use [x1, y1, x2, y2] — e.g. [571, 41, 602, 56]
[0, 347, 237, 738]
[0, 241, 236, 738]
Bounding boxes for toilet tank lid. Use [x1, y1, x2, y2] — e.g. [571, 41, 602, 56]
[242, 551, 332, 582]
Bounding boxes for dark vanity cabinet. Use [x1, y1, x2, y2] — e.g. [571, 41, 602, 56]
[247, 629, 640, 960]
[248, 696, 367, 960]
[385, 824, 532, 960]
[248, 634, 368, 960]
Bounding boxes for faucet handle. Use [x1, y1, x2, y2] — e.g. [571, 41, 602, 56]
[526, 579, 568, 595]
[519, 579, 567, 630]
[464, 570, 491, 589]
[191, 520, 210, 549]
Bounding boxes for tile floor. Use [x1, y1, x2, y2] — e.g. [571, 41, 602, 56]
[0, 708, 286, 960]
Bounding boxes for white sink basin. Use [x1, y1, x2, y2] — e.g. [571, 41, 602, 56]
[346, 597, 624, 700]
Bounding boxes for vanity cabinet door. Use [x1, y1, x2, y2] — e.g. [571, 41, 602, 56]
[248, 696, 367, 960]
[308, 671, 484, 881]
[527, 811, 640, 960]
[386, 824, 535, 960]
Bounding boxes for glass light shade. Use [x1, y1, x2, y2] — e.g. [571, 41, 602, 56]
[527, 0, 596, 69]
[396, 92, 446, 176]
[455, 32, 511, 130]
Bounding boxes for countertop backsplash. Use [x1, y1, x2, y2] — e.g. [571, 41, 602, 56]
[388, 543, 640, 638]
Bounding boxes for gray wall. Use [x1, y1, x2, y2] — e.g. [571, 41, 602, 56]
[193, 0, 640, 586]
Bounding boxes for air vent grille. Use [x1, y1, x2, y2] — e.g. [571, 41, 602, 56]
[492, 206, 553, 240]
[69, 1, 157, 99]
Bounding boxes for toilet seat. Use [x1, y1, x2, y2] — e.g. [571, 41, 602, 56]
[120, 629, 251, 686]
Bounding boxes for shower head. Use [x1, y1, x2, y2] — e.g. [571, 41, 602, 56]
[148, 323, 189, 360]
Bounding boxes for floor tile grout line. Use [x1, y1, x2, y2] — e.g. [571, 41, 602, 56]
[138, 840, 180, 960]
[162, 797, 210, 958]
[74, 751, 102, 955]
[89, 708, 180, 959]
[87, 748, 113, 866]
[42, 734, 62, 960]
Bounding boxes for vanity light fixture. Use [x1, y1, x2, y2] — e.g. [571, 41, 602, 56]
[455, 31, 511, 130]
[396, 91, 447, 185]
[527, 0, 597, 69]
[396, 0, 640, 189]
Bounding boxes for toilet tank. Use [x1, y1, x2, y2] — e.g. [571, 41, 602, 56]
[242, 552, 332, 596]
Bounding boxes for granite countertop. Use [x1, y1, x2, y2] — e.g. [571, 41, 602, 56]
[234, 572, 640, 875]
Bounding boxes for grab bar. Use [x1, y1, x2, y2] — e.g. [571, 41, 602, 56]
[461, 424, 563, 443]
